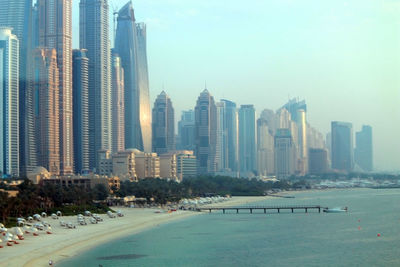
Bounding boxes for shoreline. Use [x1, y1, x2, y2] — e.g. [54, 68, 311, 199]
[0, 196, 272, 267]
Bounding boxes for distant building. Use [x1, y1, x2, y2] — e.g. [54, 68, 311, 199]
[355, 125, 373, 172]
[0, 27, 19, 177]
[175, 151, 197, 180]
[308, 148, 328, 175]
[257, 118, 274, 176]
[331, 121, 353, 172]
[152, 91, 175, 154]
[274, 129, 295, 179]
[72, 49, 90, 174]
[159, 153, 177, 181]
[33, 48, 60, 175]
[177, 110, 195, 150]
[111, 50, 125, 153]
[220, 99, 238, 173]
[238, 105, 257, 176]
[195, 89, 217, 174]
[215, 102, 225, 172]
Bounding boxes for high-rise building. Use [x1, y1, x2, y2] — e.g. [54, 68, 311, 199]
[176, 150, 197, 181]
[38, 0, 74, 175]
[72, 49, 89, 174]
[0, 27, 19, 177]
[331, 121, 353, 172]
[111, 50, 125, 153]
[115, 2, 151, 152]
[355, 125, 373, 172]
[297, 109, 307, 174]
[0, 0, 34, 176]
[152, 91, 175, 154]
[80, 0, 112, 171]
[135, 22, 152, 152]
[238, 105, 257, 176]
[308, 148, 328, 175]
[215, 102, 225, 172]
[220, 99, 238, 173]
[274, 129, 295, 179]
[177, 110, 195, 150]
[33, 48, 60, 175]
[282, 98, 307, 123]
[195, 89, 217, 174]
[257, 118, 274, 176]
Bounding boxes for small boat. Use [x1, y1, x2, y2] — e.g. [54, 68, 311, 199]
[323, 207, 348, 213]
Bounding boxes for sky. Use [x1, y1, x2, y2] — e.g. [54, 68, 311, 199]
[72, 0, 400, 171]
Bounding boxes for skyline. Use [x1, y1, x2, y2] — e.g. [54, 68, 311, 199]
[72, 0, 400, 171]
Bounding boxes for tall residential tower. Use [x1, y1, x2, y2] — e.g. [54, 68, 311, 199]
[152, 91, 175, 154]
[80, 0, 112, 170]
[0, 27, 19, 177]
[37, 0, 74, 175]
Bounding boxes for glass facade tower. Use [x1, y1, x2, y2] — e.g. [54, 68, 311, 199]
[80, 0, 112, 171]
[0, 27, 19, 177]
[115, 2, 151, 152]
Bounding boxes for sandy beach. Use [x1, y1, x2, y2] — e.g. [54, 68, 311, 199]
[0, 196, 271, 267]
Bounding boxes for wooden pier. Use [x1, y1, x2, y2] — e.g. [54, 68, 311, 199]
[197, 205, 327, 214]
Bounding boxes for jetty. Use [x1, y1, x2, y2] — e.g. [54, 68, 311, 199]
[197, 205, 327, 214]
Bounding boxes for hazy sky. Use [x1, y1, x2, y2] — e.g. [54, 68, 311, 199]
[72, 0, 400, 171]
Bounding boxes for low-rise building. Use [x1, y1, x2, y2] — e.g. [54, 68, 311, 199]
[176, 150, 197, 180]
[112, 150, 136, 181]
[159, 153, 177, 181]
[133, 149, 160, 179]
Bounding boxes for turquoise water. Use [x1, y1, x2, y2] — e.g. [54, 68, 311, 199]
[60, 189, 400, 266]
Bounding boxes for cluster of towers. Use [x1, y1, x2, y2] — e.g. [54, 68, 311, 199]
[0, 1, 373, 179]
[154, 89, 373, 178]
[0, 1, 151, 178]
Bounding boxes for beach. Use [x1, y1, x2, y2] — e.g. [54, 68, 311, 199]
[0, 196, 271, 267]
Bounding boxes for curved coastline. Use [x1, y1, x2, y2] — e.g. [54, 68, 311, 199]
[1, 196, 271, 267]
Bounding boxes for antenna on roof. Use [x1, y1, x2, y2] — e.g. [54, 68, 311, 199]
[205, 80, 207, 90]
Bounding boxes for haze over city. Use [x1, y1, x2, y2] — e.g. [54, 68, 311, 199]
[72, 0, 400, 171]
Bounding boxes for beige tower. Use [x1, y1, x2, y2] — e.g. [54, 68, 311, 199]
[37, 0, 74, 175]
[33, 48, 60, 175]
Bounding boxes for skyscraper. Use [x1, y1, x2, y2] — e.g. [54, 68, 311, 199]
[72, 49, 89, 174]
[331, 121, 353, 172]
[80, 0, 112, 171]
[37, 0, 73, 175]
[220, 99, 238, 173]
[0, 27, 19, 177]
[355, 125, 373, 172]
[111, 51, 125, 153]
[195, 89, 217, 174]
[33, 48, 60, 175]
[152, 91, 175, 154]
[297, 109, 307, 174]
[178, 110, 195, 151]
[308, 148, 328, 175]
[257, 118, 274, 176]
[274, 129, 295, 179]
[135, 22, 152, 152]
[238, 105, 257, 176]
[215, 102, 225, 172]
[0, 0, 34, 176]
[115, 2, 151, 152]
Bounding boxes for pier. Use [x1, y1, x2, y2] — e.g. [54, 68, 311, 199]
[197, 205, 327, 214]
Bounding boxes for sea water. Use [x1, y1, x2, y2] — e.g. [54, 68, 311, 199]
[59, 189, 400, 266]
